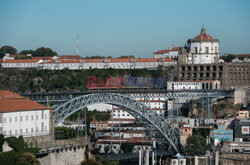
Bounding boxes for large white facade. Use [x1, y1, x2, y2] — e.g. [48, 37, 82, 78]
[186, 28, 220, 64]
[0, 90, 51, 138]
[1, 54, 177, 70]
[1, 110, 50, 137]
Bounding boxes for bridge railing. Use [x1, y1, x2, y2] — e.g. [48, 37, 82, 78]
[32, 136, 90, 149]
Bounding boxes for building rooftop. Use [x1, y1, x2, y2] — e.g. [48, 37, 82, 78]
[0, 90, 48, 113]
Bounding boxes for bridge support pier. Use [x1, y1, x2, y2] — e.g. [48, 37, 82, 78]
[139, 149, 142, 165]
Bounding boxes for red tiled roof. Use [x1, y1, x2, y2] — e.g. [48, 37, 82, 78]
[9, 54, 28, 57]
[194, 28, 213, 41]
[0, 90, 48, 112]
[163, 58, 177, 62]
[154, 50, 169, 54]
[84, 59, 104, 63]
[194, 34, 213, 40]
[2, 59, 41, 63]
[136, 58, 159, 62]
[91, 120, 108, 124]
[33, 56, 53, 60]
[57, 55, 82, 59]
[123, 130, 144, 134]
[235, 54, 250, 58]
[170, 47, 181, 51]
[109, 58, 132, 63]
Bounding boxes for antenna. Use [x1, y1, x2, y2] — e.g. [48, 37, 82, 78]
[77, 34, 79, 56]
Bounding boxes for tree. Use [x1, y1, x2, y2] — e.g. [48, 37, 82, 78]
[19, 50, 34, 55]
[33, 47, 57, 57]
[17, 152, 40, 165]
[221, 54, 235, 62]
[0, 134, 4, 152]
[185, 135, 207, 155]
[121, 143, 133, 153]
[0, 45, 17, 58]
[81, 158, 101, 165]
[239, 56, 245, 61]
[118, 55, 135, 58]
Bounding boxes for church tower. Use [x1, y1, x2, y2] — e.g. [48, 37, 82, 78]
[187, 28, 219, 64]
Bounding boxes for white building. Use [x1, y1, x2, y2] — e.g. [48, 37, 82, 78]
[154, 47, 181, 59]
[185, 28, 220, 64]
[0, 90, 50, 137]
[167, 80, 220, 90]
[232, 54, 250, 63]
[1, 59, 43, 68]
[1, 53, 177, 70]
[167, 81, 202, 90]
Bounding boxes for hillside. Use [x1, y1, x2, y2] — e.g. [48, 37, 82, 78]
[0, 67, 177, 93]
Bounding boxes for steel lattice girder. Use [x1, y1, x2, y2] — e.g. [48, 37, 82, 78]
[22, 89, 234, 103]
[53, 93, 180, 153]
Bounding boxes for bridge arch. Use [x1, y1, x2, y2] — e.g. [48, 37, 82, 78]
[53, 93, 179, 153]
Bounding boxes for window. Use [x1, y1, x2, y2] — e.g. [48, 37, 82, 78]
[26, 115, 28, 121]
[205, 47, 209, 53]
[26, 128, 28, 133]
[9, 117, 12, 122]
[31, 128, 33, 133]
[195, 47, 198, 54]
[36, 115, 38, 120]
[20, 116, 23, 121]
[15, 116, 17, 122]
[15, 129, 17, 135]
[45, 114, 47, 119]
[31, 115, 33, 120]
[10, 130, 12, 135]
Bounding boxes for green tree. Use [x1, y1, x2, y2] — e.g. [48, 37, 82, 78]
[118, 55, 135, 58]
[16, 152, 40, 165]
[81, 158, 101, 165]
[33, 47, 57, 57]
[185, 135, 207, 155]
[221, 54, 235, 62]
[239, 56, 245, 61]
[121, 143, 133, 153]
[0, 134, 4, 152]
[0, 45, 17, 58]
[19, 50, 34, 55]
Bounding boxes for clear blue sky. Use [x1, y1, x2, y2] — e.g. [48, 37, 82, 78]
[0, 0, 250, 57]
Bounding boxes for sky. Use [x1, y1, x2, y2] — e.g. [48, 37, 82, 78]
[0, 0, 250, 58]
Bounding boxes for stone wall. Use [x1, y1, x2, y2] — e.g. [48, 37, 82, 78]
[38, 147, 86, 165]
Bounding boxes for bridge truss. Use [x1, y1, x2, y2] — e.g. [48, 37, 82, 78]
[53, 93, 180, 153]
[21, 89, 234, 154]
[21, 89, 234, 103]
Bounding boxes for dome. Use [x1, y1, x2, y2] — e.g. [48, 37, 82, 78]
[193, 28, 213, 41]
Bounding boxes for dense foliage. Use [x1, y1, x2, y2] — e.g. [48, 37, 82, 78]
[54, 127, 85, 139]
[19, 50, 34, 55]
[221, 54, 235, 62]
[0, 68, 169, 93]
[121, 143, 133, 153]
[81, 158, 119, 165]
[33, 47, 57, 57]
[0, 135, 40, 165]
[185, 135, 207, 155]
[0, 45, 17, 58]
[185, 128, 213, 155]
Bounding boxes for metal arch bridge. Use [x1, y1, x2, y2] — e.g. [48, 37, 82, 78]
[21, 89, 234, 103]
[53, 92, 180, 153]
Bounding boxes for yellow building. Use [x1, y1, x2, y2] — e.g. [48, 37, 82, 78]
[237, 110, 249, 119]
